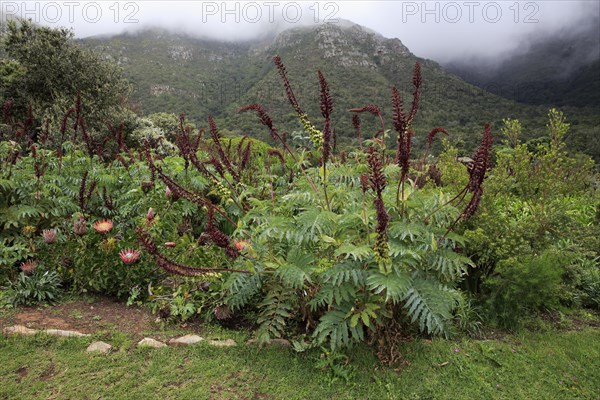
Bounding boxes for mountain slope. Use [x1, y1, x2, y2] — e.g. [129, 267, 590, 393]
[83, 23, 599, 158]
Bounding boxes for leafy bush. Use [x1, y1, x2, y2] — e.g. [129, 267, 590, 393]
[188, 59, 491, 350]
[459, 110, 598, 298]
[146, 274, 228, 323]
[562, 255, 600, 309]
[130, 117, 177, 156]
[482, 249, 569, 328]
[1, 19, 132, 137]
[6, 270, 62, 306]
[223, 173, 473, 349]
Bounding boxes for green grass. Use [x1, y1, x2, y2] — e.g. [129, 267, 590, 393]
[1, 327, 598, 399]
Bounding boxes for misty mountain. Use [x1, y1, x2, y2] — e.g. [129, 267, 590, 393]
[82, 22, 599, 158]
[444, 19, 600, 108]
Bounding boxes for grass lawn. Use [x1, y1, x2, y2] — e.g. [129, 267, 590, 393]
[1, 321, 598, 400]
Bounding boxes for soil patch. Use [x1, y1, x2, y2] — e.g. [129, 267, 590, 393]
[0, 296, 199, 340]
[15, 366, 28, 383]
[39, 362, 56, 381]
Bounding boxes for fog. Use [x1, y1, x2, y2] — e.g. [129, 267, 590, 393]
[1, 1, 598, 63]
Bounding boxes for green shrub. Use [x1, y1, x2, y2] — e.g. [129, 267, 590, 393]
[459, 112, 598, 295]
[146, 273, 227, 323]
[453, 295, 484, 337]
[482, 249, 569, 328]
[6, 270, 62, 306]
[222, 178, 472, 349]
[562, 256, 600, 309]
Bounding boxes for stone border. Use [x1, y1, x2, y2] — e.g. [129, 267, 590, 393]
[2, 325, 243, 353]
[2, 324, 291, 354]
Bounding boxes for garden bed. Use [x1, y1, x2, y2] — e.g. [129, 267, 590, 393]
[0, 296, 204, 341]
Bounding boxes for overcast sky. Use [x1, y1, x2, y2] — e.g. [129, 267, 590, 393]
[2, 1, 598, 62]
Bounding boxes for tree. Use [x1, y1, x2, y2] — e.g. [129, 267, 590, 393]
[0, 19, 132, 134]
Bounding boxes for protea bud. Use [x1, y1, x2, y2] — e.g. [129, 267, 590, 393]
[165, 186, 172, 199]
[42, 229, 57, 244]
[74, 216, 87, 236]
[147, 208, 155, 222]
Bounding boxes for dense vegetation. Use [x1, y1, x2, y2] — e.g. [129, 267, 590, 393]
[1, 20, 599, 372]
[1, 20, 132, 135]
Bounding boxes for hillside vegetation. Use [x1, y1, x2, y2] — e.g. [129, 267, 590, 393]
[81, 24, 600, 160]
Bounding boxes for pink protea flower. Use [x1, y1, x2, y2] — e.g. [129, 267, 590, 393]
[93, 219, 113, 234]
[146, 208, 155, 222]
[119, 248, 140, 264]
[164, 242, 176, 248]
[42, 229, 57, 244]
[165, 186, 172, 199]
[20, 260, 37, 274]
[73, 216, 87, 236]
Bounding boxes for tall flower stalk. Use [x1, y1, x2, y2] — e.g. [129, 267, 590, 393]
[368, 147, 391, 270]
[352, 114, 363, 151]
[391, 62, 422, 211]
[318, 69, 333, 211]
[273, 55, 323, 149]
[208, 116, 240, 182]
[435, 124, 494, 242]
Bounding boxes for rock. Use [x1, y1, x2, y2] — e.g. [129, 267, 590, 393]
[86, 341, 112, 354]
[2, 325, 37, 336]
[208, 339, 236, 347]
[2, 325, 90, 338]
[168, 334, 204, 346]
[43, 329, 90, 337]
[137, 338, 166, 348]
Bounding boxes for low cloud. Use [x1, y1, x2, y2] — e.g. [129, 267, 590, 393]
[1, 1, 597, 63]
